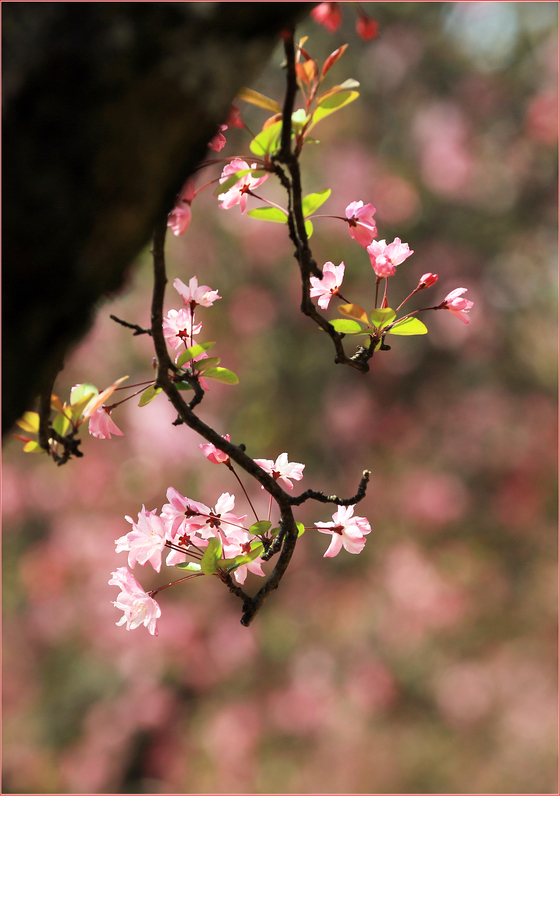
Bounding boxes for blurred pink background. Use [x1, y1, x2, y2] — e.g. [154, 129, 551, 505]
[3, 3, 557, 794]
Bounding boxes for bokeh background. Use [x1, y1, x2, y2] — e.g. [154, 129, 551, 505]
[3, 2, 558, 794]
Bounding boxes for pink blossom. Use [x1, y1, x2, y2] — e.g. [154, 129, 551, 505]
[356, 11, 378, 41]
[367, 238, 414, 277]
[314, 505, 371, 558]
[419, 272, 438, 289]
[186, 492, 247, 545]
[109, 567, 161, 636]
[309, 261, 345, 310]
[173, 276, 221, 308]
[168, 179, 195, 236]
[165, 522, 208, 567]
[254, 452, 305, 491]
[224, 538, 265, 585]
[439, 287, 473, 324]
[345, 201, 378, 247]
[218, 158, 268, 213]
[311, 2, 342, 32]
[208, 124, 228, 152]
[115, 506, 168, 573]
[199, 435, 231, 465]
[161, 487, 209, 539]
[88, 406, 123, 439]
[163, 307, 203, 352]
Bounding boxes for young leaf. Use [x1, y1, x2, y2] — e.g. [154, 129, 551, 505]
[305, 220, 314, 238]
[16, 411, 40, 434]
[307, 91, 360, 133]
[296, 522, 306, 537]
[201, 537, 222, 575]
[52, 410, 73, 437]
[338, 303, 369, 324]
[69, 392, 97, 421]
[291, 108, 311, 134]
[247, 207, 288, 223]
[193, 356, 221, 373]
[69, 382, 98, 406]
[174, 381, 194, 391]
[176, 341, 216, 367]
[203, 367, 239, 385]
[249, 520, 272, 536]
[220, 541, 264, 572]
[315, 78, 361, 105]
[328, 318, 366, 334]
[23, 440, 45, 454]
[369, 308, 396, 328]
[138, 385, 162, 407]
[249, 121, 283, 157]
[302, 188, 331, 217]
[387, 317, 428, 335]
[237, 87, 282, 114]
[175, 561, 202, 572]
[321, 44, 348, 79]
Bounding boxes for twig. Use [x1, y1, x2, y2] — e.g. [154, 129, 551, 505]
[110, 314, 152, 336]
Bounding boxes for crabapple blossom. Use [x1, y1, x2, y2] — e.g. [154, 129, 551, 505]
[208, 124, 228, 152]
[109, 567, 161, 636]
[367, 238, 414, 278]
[161, 487, 210, 539]
[167, 179, 195, 236]
[163, 307, 203, 352]
[314, 505, 371, 558]
[88, 406, 123, 439]
[199, 435, 231, 465]
[254, 452, 305, 490]
[173, 276, 221, 309]
[218, 158, 268, 213]
[345, 201, 378, 247]
[439, 287, 473, 324]
[185, 492, 247, 545]
[165, 522, 208, 566]
[226, 105, 244, 128]
[309, 261, 345, 310]
[115, 505, 168, 573]
[311, 2, 342, 32]
[224, 538, 265, 585]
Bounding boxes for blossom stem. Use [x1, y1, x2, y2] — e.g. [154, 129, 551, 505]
[395, 286, 421, 312]
[246, 191, 288, 217]
[374, 277, 381, 309]
[227, 463, 261, 523]
[107, 385, 154, 409]
[150, 573, 202, 597]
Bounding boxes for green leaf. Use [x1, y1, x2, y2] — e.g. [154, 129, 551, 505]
[70, 392, 97, 421]
[138, 385, 162, 407]
[175, 561, 202, 572]
[291, 108, 311, 134]
[249, 520, 272, 536]
[247, 207, 288, 223]
[315, 79, 360, 105]
[193, 356, 221, 373]
[387, 317, 428, 335]
[23, 440, 45, 454]
[201, 537, 222, 576]
[16, 411, 40, 434]
[52, 411, 73, 437]
[174, 381, 194, 391]
[328, 318, 366, 334]
[176, 341, 216, 367]
[70, 382, 98, 406]
[305, 219, 313, 238]
[249, 121, 283, 157]
[203, 367, 239, 385]
[369, 308, 396, 328]
[237, 87, 282, 114]
[220, 542, 264, 572]
[307, 90, 360, 133]
[302, 189, 331, 217]
[338, 303, 369, 324]
[296, 522, 305, 537]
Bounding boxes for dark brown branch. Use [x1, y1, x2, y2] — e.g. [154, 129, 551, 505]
[290, 470, 371, 508]
[110, 314, 152, 337]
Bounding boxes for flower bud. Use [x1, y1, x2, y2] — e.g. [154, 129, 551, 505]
[418, 273, 438, 289]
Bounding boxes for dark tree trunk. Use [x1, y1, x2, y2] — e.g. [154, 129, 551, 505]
[2, 1, 313, 434]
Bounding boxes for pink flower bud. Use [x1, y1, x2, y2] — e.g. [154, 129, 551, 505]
[356, 11, 378, 41]
[199, 435, 231, 465]
[419, 273, 438, 289]
[226, 105, 244, 128]
[311, 2, 342, 33]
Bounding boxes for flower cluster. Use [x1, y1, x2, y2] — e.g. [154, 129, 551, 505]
[110, 447, 371, 635]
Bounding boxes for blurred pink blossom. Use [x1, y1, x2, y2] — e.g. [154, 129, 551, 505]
[199, 435, 231, 465]
[311, 2, 342, 33]
[309, 261, 345, 310]
[254, 452, 305, 490]
[314, 505, 371, 557]
[439, 287, 473, 324]
[356, 10, 378, 41]
[88, 406, 123, 440]
[208, 124, 228, 152]
[167, 179, 195, 236]
[109, 567, 161, 636]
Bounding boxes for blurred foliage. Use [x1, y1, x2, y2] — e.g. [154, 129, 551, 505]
[3, 2, 557, 794]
